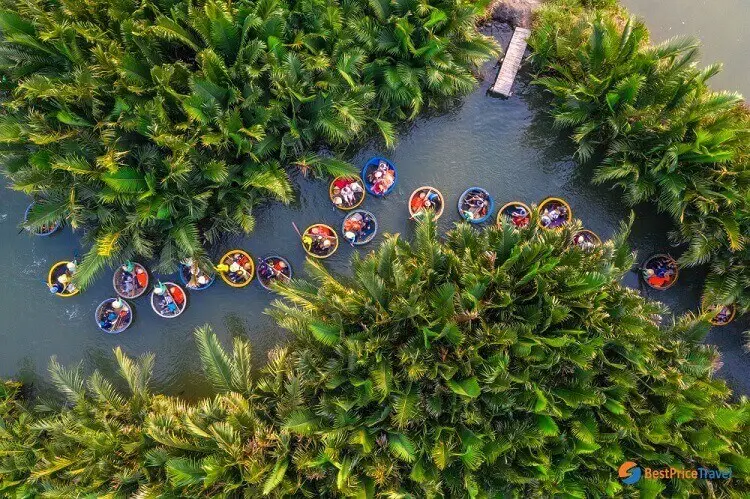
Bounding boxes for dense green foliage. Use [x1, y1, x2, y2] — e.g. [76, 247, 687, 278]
[528, 0, 750, 313]
[1, 217, 749, 497]
[0, 0, 496, 286]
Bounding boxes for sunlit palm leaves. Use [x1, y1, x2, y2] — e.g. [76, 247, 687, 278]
[0, 0, 498, 287]
[529, 3, 750, 313]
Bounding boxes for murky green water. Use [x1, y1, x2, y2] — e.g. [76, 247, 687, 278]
[1, 24, 747, 398]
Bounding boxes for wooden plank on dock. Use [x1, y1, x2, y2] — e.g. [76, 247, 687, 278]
[490, 27, 531, 98]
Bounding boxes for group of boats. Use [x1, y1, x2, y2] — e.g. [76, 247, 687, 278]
[45, 253, 293, 334]
[29, 156, 737, 329]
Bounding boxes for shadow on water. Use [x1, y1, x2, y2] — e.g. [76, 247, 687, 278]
[0, 27, 747, 399]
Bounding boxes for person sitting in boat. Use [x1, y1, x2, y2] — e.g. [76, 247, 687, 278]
[463, 194, 487, 220]
[258, 260, 275, 281]
[643, 258, 677, 288]
[510, 206, 529, 227]
[369, 161, 395, 195]
[575, 234, 595, 251]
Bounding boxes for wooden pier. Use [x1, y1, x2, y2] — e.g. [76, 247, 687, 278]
[490, 27, 531, 98]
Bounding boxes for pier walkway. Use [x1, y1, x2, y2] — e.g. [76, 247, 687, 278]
[490, 27, 531, 97]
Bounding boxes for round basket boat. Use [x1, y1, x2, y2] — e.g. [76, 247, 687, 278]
[330, 176, 366, 211]
[150, 282, 187, 319]
[702, 301, 736, 327]
[498, 201, 532, 229]
[342, 210, 378, 246]
[95, 298, 133, 334]
[458, 187, 494, 224]
[47, 261, 80, 297]
[24, 202, 61, 237]
[302, 224, 339, 259]
[217, 250, 255, 288]
[538, 197, 572, 230]
[409, 186, 445, 220]
[571, 230, 602, 251]
[361, 157, 397, 197]
[642, 254, 679, 291]
[257, 256, 293, 291]
[113, 262, 149, 299]
[179, 261, 215, 291]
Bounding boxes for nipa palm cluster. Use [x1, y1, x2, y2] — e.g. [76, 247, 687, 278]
[0, 0, 498, 287]
[528, 1, 750, 314]
[4, 216, 747, 497]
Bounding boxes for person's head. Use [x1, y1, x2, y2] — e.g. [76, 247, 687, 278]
[645, 268, 655, 276]
[154, 285, 164, 295]
[323, 239, 331, 248]
[278, 261, 287, 269]
[424, 200, 432, 207]
[229, 262, 240, 273]
[58, 274, 69, 284]
[541, 215, 551, 225]
[333, 197, 342, 206]
[197, 275, 208, 285]
[112, 299, 122, 309]
[345, 231, 356, 241]
[66, 261, 77, 271]
[576, 235, 584, 244]
[375, 171, 383, 179]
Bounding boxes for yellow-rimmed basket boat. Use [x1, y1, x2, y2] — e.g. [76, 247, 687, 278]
[641, 253, 679, 291]
[48, 261, 80, 297]
[408, 186, 445, 220]
[538, 197, 572, 230]
[571, 229, 601, 251]
[329, 176, 366, 211]
[497, 201, 531, 229]
[702, 300, 736, 327]
[302, 224, 339, 259]
[217, 250, 255, 288]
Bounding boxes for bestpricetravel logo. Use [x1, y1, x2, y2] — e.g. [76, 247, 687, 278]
[618, 461, 642, 485]
[618, 461, 732, 485]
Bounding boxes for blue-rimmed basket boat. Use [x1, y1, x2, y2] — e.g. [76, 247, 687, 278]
[95, 298, 133, 334]
[113, 262, 149, 298]
[361, 157, 397, 197]
[342, 210, 378, 246]
[458, 187, 494, 224]
[257, 256, 292, 291]
[150, 282, 187, 319]
[178, 262, 215, 291]
[24, 202, 61, 237]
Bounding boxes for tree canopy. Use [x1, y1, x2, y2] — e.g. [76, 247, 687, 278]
[528, 0, 750, 315]
[0, 0, 497, 286]
[1, 216, 748, 497]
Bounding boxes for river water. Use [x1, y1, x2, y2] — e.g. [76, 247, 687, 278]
[0, 23, 747, 398]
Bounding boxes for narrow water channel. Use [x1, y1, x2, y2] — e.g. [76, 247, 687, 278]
[0, 25, 747, 398]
